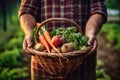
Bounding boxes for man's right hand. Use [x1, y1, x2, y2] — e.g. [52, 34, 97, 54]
[23, 34, 34, 55]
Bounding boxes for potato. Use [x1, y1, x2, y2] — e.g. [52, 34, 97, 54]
[34, 43, 46, 51]
[61, 42, 74, 53]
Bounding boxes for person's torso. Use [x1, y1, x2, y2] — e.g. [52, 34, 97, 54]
[39, 0, 90, 31]
[32, 1, 97, 79]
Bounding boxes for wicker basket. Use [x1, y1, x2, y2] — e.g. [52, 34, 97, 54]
[27, 18, 91, 77]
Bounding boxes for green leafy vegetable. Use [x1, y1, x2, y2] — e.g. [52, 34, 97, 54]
[50, 27, 88, 50]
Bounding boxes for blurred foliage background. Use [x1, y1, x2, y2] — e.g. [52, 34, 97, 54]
[0, 0, 120, 80]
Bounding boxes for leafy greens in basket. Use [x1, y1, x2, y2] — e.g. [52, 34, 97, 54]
[50, 27, 88, 50]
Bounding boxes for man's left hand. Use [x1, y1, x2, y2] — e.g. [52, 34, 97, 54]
[86, 33, 98, 55]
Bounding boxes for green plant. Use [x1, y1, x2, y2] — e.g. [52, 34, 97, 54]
[0, 67, 28, 80]
[0, 28, 29, 79]
[0, 48, 21, 67]
[4, 29, 24, 50]
[106, 0, 120, 10]
[101, 23, 120, 50]
[4, 36, 23, 50]
[96, 60, 111, 80]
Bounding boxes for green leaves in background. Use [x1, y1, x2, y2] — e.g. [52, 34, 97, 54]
[96, 60, 111, 80]
[101, 23, 120, 50]
[106, 0, 120, 10]
[0, 67, 28, 80]
[0, 48, 21, 68]
[0, 29, 29, 80]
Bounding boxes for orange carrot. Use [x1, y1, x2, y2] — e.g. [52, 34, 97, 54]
[41, 27, 61, 54]
[36, 23, 51, 53]
[39, 33, 51, 53]
[45, 31, 62, 54]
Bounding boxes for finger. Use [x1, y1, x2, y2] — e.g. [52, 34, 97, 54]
[88, 39, 98, 55]
[23, 39, 27, 50]
[23, 39, 30, 54]
[87, 36, 96, 46]
[27, 39, 33, 48]
[25, 35, 34, 48]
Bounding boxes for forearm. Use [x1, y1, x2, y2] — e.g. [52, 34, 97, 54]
[20, 14, 36, 35]
[85, 14, 106, 37]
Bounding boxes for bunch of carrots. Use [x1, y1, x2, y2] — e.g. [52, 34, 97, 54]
[35, 23, 64, 58]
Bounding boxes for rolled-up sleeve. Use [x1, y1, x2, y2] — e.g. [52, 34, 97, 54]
[90, 0, 108, 22]
[18, 0, 40, 21]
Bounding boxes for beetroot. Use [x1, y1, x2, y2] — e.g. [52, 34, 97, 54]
[51, 36, 62, 47]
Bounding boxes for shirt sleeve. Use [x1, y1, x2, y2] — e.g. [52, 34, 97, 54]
[90, 0, 108, 22]
[18, 0, 41, 21]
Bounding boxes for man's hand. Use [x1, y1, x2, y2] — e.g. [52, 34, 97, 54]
[23, 34, 34, 55]
[86, 32, 98, 55]
[19, 14, 36, 55]
[85, 14, 106, 55]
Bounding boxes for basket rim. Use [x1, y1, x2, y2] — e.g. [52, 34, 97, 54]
[27, 46, 92, 58]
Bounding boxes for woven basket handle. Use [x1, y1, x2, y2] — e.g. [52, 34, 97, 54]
[36, 18, 83, 37]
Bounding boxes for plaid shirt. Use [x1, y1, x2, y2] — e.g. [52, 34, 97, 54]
[19, 0, 107, 80]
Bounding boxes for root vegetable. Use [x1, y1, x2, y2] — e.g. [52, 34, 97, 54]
[41, 26, 62, 55]
[61, 42, 74, 53]
[51, 36, 62, 47]
[39, 33, 51, 53]
[34, 43, 46, 51]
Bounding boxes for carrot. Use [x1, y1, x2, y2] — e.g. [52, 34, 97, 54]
[39, 32, 51, 53]
[41, 26, 62, 56]
[36, 23, 51, 53]
[36, 24, 60, 54]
